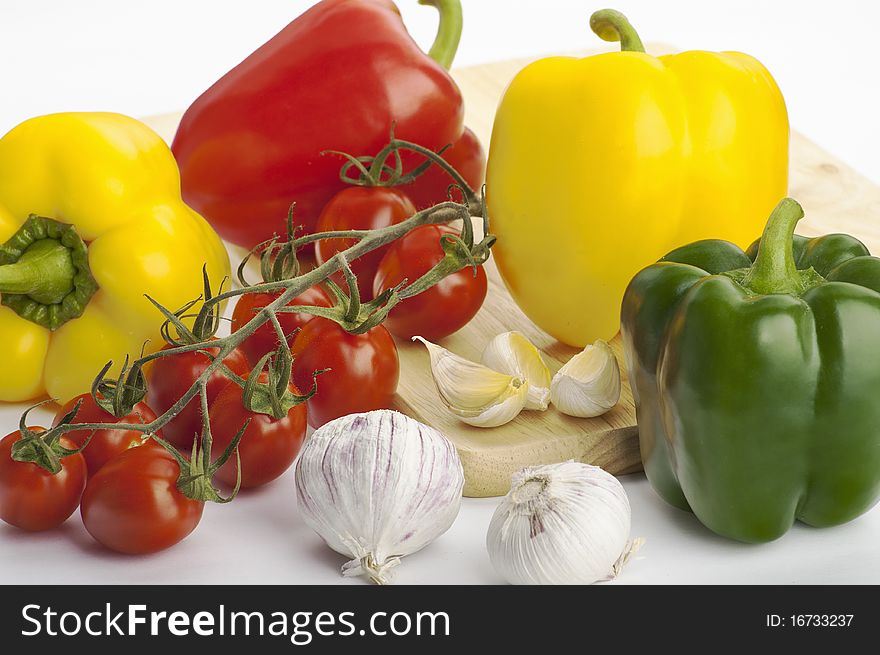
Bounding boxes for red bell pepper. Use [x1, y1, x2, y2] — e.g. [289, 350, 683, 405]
[171, 0, 485, 250]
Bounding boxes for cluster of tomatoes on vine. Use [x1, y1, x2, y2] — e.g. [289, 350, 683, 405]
[0, 139, 489, 555]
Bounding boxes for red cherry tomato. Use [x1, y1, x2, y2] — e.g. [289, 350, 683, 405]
[314, 187, 416, 300]
[403, 127, 486, 210]
[0, 429, 87, 532]
[80, 440, 203, 554]
[290, 318, 399, 428]
[208, 373, 308, 488]
[230, 285, 332, 366]
[373, 224, 487, 340]
[52, 394, 159, 476]
[146, 338, 250, 449]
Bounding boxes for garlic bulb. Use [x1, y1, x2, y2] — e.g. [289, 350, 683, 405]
[414, 336, 528, 427]
[487, 461, 640, 585]
[481, 331, 551, 410]
[295, 410, 464, 584]
[550, 340, 621, 417]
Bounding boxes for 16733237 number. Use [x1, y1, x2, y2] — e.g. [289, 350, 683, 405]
[766, 614, 854, 628]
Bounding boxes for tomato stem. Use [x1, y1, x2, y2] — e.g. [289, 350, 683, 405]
[327, 127, 474, 205]
[150, 383, 245, 503]
[12, 399, 88, 473]
[238, 204, 303, 287]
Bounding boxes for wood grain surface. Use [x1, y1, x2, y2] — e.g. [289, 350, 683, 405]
[144, 48, 880, 497]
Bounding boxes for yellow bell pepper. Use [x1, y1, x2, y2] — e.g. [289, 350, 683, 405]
[486, 9, 789, 347]
[0, 112, 230, 403]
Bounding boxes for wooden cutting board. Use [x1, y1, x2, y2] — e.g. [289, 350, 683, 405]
[145, 48, 880, 498]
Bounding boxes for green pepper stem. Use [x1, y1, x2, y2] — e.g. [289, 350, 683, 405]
[0, 239, 74, 304]
[589, 9, 645, 53]
[419, 0, 463, 69]
[742, 198, 806, 295]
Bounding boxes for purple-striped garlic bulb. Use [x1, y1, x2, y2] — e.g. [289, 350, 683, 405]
[295, 410, 464, 584]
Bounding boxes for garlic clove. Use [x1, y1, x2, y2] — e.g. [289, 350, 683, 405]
[550, 339, 621, 418]
[414, 336, 529, 428]
[481, 331, 551, 411]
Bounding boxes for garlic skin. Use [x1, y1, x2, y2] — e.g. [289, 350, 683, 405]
[481, 331, 551, 411]
[550, 339, 621, 417]
[295, 410, 464, 584]
[414, 336, 528, 427]
[487, 462, 638, 585]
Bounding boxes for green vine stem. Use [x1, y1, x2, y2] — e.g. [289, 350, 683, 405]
[29, 190, 493, 451]
[325, 131, 478, 214]
[237, 204, 304, 287]
[368, 137, 481, 214]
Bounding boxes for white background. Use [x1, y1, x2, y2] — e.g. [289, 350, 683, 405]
[4, 0, 880, 183]
[1, 0, 879, 584]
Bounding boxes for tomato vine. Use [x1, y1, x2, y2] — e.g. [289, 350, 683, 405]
[16, 137, 495, 505]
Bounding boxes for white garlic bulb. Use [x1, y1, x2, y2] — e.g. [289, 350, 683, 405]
[295, 410, 464, 584]
[550, 340, 621, 417]
[481, 331, 551, 411]
[486, 461, 640, 585]
[414, 336, 528, 427]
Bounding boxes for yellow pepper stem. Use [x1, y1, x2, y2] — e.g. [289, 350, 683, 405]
[0, 215, 98, 330]
[0, 239, 74, 303]
[590, 8, 646, 53]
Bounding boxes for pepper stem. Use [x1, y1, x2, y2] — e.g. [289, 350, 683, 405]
[741, 198, 814, 295]
[0, 239, 74, 303]
[0, 215, 98, 330]
[419, 0, 463, 69]
[589, 9, 645, 52]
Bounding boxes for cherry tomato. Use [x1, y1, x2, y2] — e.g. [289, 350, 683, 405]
[230, 284, 332, 366]
[290, 318, 399, 428]
[314, 187, 416, 300]
[208, 374, 308, 488]
[403, 127, 486, 211]
[0, 429, 87, 531]
[80, 440, 203, 554]
[146, 339, 251, 449]
[373, 224, 487, 340]
[52, 394, 159, 476]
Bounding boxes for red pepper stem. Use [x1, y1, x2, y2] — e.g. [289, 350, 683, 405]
[419, 0, 463, 69]
[590, 9, 645, 53]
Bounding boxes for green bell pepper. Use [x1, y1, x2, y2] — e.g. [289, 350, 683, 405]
[621, 197, 880, 542]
